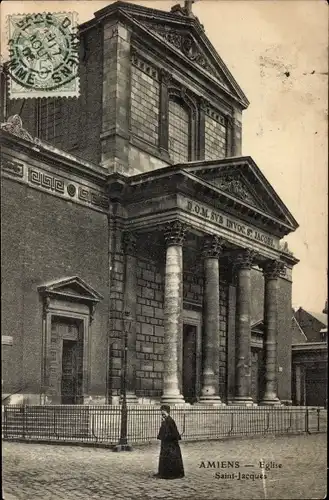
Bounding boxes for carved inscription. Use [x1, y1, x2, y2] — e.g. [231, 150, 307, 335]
[185, 199, 278, 249]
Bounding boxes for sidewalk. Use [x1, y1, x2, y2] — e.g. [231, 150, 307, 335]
[2, 434, 327, 500]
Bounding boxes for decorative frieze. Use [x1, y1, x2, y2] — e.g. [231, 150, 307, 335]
[29, 168, 65, 194]
[2, 156, 24, 177]
[2, 155, 109, 212]
[77, 186, 108, 209]
[131, 49, 159, 80]
[205, 106, 226, 126]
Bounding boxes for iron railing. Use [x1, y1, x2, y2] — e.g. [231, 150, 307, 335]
[2, 405, 327, 446]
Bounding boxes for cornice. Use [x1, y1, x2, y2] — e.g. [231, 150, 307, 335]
[178, 156, 299, 231]
[114, 167, 296, 238]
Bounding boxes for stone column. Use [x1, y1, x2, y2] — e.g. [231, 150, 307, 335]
[232, 249, 256, 405]
[199, 235, 224, 404]
[123, 232, 138, 403]
[260, 259, 284, 405]
[161, 221, 186, 405]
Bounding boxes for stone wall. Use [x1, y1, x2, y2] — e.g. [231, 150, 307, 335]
[130, 62, 160, 147]
[135, 258, 164, 398]
[1, 178, 109, 402]
[130, 255, 229, 401]
[204, 108, 227, 160]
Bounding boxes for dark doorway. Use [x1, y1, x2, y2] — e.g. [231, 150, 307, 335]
[183, 324, 197, 403]
[305, 367, 327, 406]
[58, 319, 83, 405]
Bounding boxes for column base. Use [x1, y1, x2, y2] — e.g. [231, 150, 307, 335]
[228, 397, 255, 407]
[161, 394, 185, 405]
[125, 393, 138, 404]
[197, 396, 224, 406]
[259, 396, 281, 406]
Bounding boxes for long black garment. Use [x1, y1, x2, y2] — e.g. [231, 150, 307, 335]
[157, 415, 185, 479]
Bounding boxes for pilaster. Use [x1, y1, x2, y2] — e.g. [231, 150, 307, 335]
[107, 203, 125, 404]
[159, 69, 170, 154]
[101, 21, 132, 172]
[123, 232, 138, 403]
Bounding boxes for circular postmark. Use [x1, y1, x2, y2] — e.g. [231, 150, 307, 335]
[7, 12, 79, 93]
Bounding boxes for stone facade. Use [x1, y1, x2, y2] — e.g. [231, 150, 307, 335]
[1, 1, 300, 407]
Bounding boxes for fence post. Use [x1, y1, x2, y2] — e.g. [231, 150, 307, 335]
[317, 408, 320, 432]
[21, 405, 26, 439]
[3, 406, 8, 439]
[305, 408, 309, 433]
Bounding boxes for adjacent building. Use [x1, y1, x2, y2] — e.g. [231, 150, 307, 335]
[292, 308, 327, 407]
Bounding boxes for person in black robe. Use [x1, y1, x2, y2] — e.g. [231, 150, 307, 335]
[154, 404, 185, 479]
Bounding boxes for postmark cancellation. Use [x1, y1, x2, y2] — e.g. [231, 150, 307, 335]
[7, 12, 79, 99]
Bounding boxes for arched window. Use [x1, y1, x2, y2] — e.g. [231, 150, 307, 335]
[168, 98, 190, 164]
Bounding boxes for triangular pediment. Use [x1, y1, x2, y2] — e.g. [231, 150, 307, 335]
[38, 276, 103, 302]
[96, 2, 249, 108]
[182, 157, 299, 232]
[135, 19, 247, 106]
[251, 320, 264, 333]
[139, 22, 229, 85]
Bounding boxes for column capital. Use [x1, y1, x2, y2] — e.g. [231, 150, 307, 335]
[123, 231, 137, 256]
[202, 235, 226, 259]
[160, 68, 172, 86]
[262, 259, 286, 279]
[199, 97, 208, 111]
[164, 221, 187, 247]
[234, 249, 258, 270]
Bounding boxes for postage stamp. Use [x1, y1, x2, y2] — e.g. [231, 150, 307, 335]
[7, 12, 79, 99]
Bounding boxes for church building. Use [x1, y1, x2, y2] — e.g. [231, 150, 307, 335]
[1, 1, 299, 407]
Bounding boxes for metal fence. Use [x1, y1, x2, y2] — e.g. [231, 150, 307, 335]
[2, 405, 327, 446]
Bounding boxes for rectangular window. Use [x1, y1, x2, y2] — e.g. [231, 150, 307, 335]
[39, 98, 62, 144]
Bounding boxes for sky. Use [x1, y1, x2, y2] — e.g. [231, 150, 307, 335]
[1, 0, 328, 312]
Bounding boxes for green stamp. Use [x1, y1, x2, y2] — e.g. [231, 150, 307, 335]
[7, 12, 79, 99]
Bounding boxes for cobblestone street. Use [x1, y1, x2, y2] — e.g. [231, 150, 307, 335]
[2, 434, 327, 500]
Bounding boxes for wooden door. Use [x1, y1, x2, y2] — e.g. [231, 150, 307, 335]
[49, 317, 83, 404]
